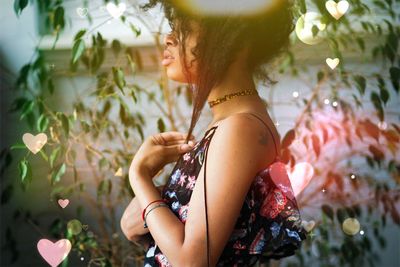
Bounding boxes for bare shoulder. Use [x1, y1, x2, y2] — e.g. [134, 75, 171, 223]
[212, 112, 277, 168]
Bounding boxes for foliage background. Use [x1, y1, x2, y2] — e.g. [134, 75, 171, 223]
[0, 0, 399, 266]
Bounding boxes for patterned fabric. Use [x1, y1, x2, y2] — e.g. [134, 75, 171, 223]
[143, 126, 307, 266]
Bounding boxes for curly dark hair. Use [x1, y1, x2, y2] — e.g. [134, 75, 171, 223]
[139, 0, 295, 143]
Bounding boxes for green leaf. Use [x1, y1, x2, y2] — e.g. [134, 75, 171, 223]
[317, 71, 324, 82]
[127, 54, 137, 75]
[47, 79, 55, 94]
[353, 75, 366, 96]
[52, 163, 66, 185]
[58, 113, 70, 137]
[49, 147, 61, 168]
[19, 159, 32, 184]
[111, 39, 121, 57]
[10, 143, 26, 150]
[97, 179, 112, 198]
[16, 63, 30, 87]
[299, 0, 306, 13]
[157, 118, 165, 133]
[355, 37, 365, 51]
[99, 158, 108, 170]
[379, 87, 390, 105]
[336, 208, 347, 224]
[321, 204, 334, 220]
[37, 114, 49, 132]
[370, 92, 381, 106]
[53, 6, 65, 30]
[389, 67, 400, 93]
[9, 97, 28, 112]
[129, 23, 141, 37]
[74, 29, 87, 41]
[136, 124, 144, 141]
[14, 0, 28, 16]
[311, 25, 319, 37]
[20, 100, 34, 120]
[119, 102, 128, 126]
[72, 39, 85, 64]
[131, 89, 137, 103]
[112, 67, 126, 94]
[370, 92, 384, 121]
[39, 149, 48, 162]
[80, 120, 91, 133]
[73, 166, 78, 183]
[1, 185, 14, 205]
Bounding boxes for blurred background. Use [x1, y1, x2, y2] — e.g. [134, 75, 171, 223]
[1, 0, 399, 266]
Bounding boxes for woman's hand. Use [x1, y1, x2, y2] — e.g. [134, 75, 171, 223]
[129, 131, 196, 179]
[120, 185, 166, 244]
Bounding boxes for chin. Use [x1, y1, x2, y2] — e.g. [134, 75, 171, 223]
[166, 67, 189, 83]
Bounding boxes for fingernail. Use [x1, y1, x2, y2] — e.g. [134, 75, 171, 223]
[188, 141, 194, 146]
[181, 144, 191, 150]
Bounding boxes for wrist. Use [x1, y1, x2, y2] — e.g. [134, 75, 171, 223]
[129, 164, 150, 181]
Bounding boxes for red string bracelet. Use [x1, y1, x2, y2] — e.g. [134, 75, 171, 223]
[142, 199, 167, 221]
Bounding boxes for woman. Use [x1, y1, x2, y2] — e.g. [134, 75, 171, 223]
[121, 0, 307, 266]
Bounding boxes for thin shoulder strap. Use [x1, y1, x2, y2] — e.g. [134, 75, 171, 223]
[202, 126, 217, 267]
[245, 113, 280, 161]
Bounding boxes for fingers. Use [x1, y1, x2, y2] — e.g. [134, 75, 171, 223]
[179, 142, 195, 152]
[168, 139, 197, 146]
[152, 132, 195, 145]
[163, 142, 196, 164]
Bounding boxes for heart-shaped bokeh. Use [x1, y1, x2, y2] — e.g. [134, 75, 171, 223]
[37, 239, 71, 267]
[325, 0, 349, 20]
[106, 2, 126, 18]
[326, 58, 340, 69]
[269, 162, 295, 200]
[22, 133, 47, 154]
[288, 162, 315, 197]
[57, 199, 69, 209]
[76, 7, 88, 17]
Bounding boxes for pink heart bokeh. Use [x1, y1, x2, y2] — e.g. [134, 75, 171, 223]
[57, 199, 69, 209]
[37, 239, 71, 267]
[288, 162, 314, 197]
[268, 161, 314, 198]
[269, 162, 295, 200]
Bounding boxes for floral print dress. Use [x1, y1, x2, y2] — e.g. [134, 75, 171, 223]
[143, 117, 307, 267]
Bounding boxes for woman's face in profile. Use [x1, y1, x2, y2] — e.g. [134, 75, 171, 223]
[162, 20, 199, 83]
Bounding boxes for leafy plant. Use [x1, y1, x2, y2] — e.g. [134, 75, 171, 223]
[1, 0, 399, 267]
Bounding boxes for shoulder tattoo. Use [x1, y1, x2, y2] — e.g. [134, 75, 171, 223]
[258, 130, 269, 146]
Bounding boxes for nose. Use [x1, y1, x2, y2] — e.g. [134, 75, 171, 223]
[163, 32, 178, 47]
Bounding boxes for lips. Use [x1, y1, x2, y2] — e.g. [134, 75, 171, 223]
[164, 50, 174, 59]
[162, 50, 175, 66]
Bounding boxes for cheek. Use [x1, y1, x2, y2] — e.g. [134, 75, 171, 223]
[165, 55, 198, 83]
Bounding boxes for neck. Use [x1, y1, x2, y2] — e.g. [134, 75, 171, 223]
[207, 63, 264, 124]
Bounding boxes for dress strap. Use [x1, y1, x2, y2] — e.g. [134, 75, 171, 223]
[205, 125, 218, 136]
[202, 125, 218, 267]
[245, 113, 281, 161]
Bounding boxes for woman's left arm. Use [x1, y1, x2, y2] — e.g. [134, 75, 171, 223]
[130, 114, 274, 266]
[129, 172, 187, 261]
